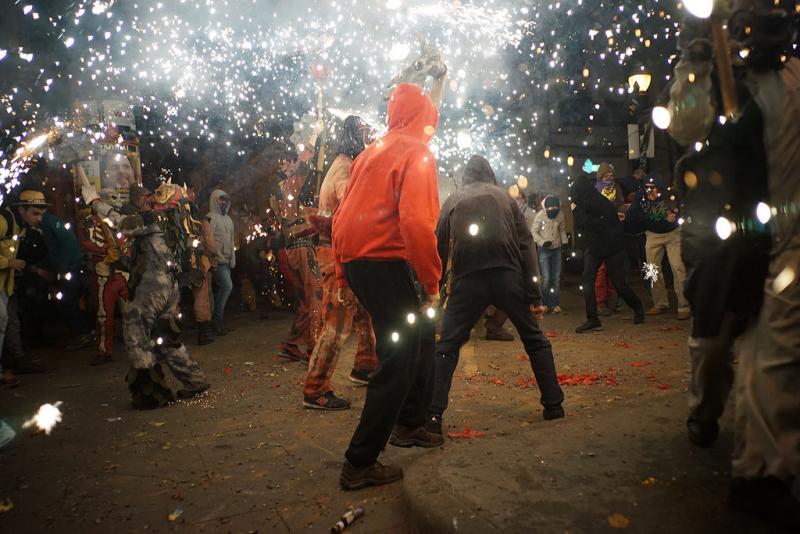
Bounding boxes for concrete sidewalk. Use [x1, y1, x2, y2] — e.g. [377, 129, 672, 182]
[403, 394, 783, 534]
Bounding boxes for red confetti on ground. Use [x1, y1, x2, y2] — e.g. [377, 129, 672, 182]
[605, 368, 618, 386]
[630, 360, 652, 367]
[655, 383, 673, 390]
[223, 366, 233, 375]
[514, 377, 530, 389]
[613, 339, 631, 349]
[518, 353, 528, 361]
[489, 376, 504, 386]
[447, 426, 485, 439]
[558, 372, 600, 385]
[544, 331, 559, 338]
[557, 369, 617, 386]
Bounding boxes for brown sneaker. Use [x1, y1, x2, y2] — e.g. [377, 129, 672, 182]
[676, 308, 691, 321]
[389, 424, 445, 448]
[646, 306, 667, 316]
[1, 370, 20, 389]
[339, 461, 403, 490]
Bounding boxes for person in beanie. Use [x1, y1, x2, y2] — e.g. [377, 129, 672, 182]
[332, 83, 443, 490]
[532, 195, 568, 314]
[571, 176, 645, 333]
[430, 155, 565, 434]
[669, 1, 800, 527]
[625, 175, 690, 319]
[302, 116, 377, 410]
[594, 163, 626, 316]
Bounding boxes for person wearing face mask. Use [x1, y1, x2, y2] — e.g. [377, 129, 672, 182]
[207, 190, 236, 336]
[625, 175, 689, 320]
[594, 163, 626, 316]
[302, 116, 378, 411]
[531, 195, 568, 314]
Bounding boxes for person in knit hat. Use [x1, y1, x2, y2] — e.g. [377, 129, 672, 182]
[532, 195, 569, 314]
[594, 163, 626, 316]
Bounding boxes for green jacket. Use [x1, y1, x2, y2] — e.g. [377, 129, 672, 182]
[41, 212, 86, 273]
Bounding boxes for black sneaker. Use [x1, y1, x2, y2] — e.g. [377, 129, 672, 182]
[543, 405, 565, 421]
[347, 369, 371, 386]
[303, 391, 351, 411]
[424, 414, 443, 435]
[687, 417, 719, 448]
[575, 320, 602, 334]
[212, 321, 230, 336]
[729, 476, 800, 530]
[278, 343, 310, 363]
[486, 326, 515, 341]
[88, 354, 112, 367]
[66, 333, 94, 351]
[177, 383, 211, 400]
[340, 461, 403, 491]
[14, 359, 47, 374]
[389, 424, 444, 448]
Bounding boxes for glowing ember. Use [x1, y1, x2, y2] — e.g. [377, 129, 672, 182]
[22, 401, 64, 435]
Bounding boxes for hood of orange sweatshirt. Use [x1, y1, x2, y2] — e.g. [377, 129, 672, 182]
[386, 83, 440, 143]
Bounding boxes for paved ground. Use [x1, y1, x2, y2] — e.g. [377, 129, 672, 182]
[0, 281, 783, 533]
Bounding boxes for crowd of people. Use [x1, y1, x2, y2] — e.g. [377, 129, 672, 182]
[0, 0, 797, 528]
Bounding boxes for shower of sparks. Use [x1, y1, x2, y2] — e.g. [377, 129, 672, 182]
[642, 262, 659, 287]
[22, 401, 64, 435]
[0, 0, 690, 200]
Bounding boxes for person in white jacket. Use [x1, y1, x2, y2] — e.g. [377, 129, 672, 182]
[207, 189, 236, 335]
[531, 196, 568, 314]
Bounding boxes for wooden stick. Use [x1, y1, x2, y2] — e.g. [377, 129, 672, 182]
[711, 20, 738, 119]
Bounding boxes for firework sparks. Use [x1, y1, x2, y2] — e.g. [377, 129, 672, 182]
[642, 263, 660, 287]
[1, 0, 687, 196]
[22, 401, 64, 435]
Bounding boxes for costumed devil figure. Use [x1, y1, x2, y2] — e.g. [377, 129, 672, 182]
[79, 177, 131, 366]
[76, 164, 210, 409]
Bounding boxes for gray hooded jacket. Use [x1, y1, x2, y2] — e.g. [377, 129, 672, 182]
[437, 155, 542, 305]
[207, 189, 236, 268]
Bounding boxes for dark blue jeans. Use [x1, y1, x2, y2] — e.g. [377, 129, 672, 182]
[537, 247, 562, 308]
[212, 264, 233, 323]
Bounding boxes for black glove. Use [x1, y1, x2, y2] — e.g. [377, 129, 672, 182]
[542, 241, 553, 249]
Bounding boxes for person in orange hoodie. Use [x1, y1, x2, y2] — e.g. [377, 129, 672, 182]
[332, 83, 443, 490]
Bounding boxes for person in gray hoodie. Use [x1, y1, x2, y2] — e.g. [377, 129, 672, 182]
[207, 190, 236, 334]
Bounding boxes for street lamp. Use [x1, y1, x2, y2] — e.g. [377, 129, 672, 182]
[627, 70, 652, 94]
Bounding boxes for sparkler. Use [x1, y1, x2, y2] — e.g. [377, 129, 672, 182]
[642, 262, 660, 287]
[22, 401, 64, 435]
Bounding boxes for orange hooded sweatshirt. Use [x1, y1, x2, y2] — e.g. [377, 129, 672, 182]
[332, 83, 442, 295]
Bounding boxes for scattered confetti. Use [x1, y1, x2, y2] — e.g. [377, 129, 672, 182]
[447, 426, 485, 439]
[608, 513, 631, 529]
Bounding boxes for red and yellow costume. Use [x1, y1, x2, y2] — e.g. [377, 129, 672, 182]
[80, 211, 130, 358]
